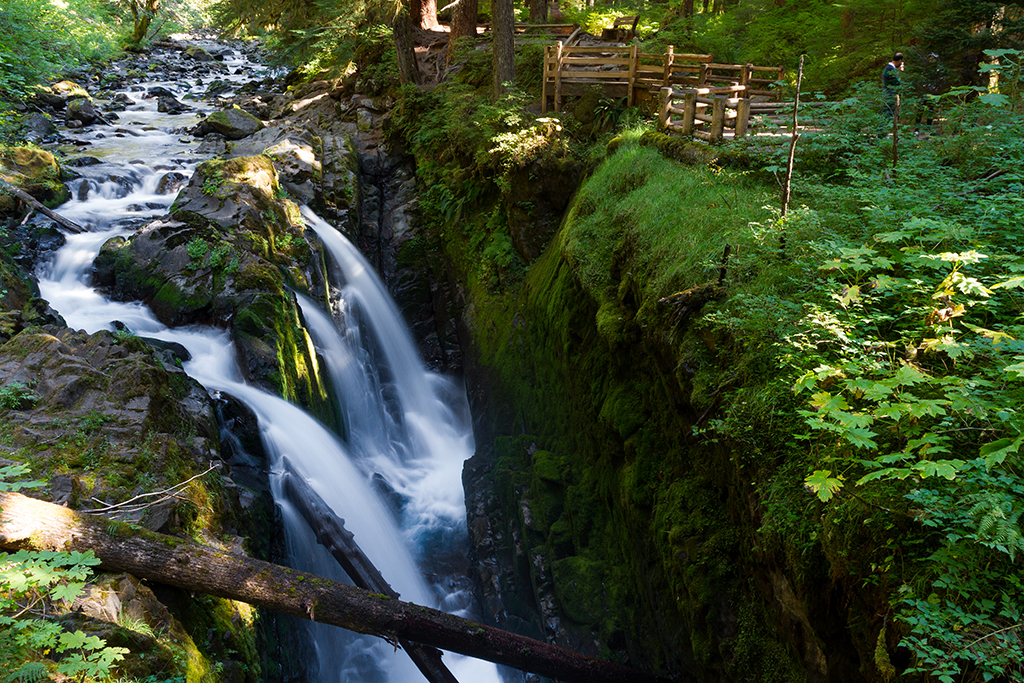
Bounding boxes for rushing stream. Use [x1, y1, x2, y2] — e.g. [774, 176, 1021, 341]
[34, 40, 500, 683]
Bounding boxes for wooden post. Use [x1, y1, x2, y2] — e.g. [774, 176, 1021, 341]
[735, 98, 751, 137]
[741, 63, 752, 86]
[542, 46, 550, 113]
[710, 96, 726, 143]
[681, 90, 697, 136]
[698, 62, 708, 85]
[554, 41, 564, 113]
[627, 43, 638, 107]
[658, 87, 673, 130]
[663, 45, 674, 87]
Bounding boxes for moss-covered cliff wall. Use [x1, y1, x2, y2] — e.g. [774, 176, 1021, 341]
[403, 135, 866, 681]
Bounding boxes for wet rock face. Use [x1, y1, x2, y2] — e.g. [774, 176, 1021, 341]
[95, 154, 337, 426]
[506, 156, 581, 261]
[0, 327, 219, 478]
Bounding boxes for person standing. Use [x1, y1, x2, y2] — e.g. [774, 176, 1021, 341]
[882, 52, 904, 120]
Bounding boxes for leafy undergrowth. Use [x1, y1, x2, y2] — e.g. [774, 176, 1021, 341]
[695, 91, 1024, 678]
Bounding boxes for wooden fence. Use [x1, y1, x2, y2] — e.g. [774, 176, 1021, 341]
[542, 43, 782, 114]
[657, 86, 752, 143]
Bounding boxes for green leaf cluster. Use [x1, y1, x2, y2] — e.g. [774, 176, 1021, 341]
[0, 469, 129, 682]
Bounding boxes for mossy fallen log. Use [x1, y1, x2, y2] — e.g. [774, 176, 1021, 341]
[0, 492, 675, 683]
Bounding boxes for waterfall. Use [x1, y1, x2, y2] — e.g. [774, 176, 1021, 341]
[32, 43, 501, 683]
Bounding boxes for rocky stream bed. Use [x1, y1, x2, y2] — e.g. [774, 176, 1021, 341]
[0, 37, 519, 683]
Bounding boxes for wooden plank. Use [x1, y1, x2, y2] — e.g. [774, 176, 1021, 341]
[710, 96, 727, 142]
[562, 46, 632, 54]
[562, 57, 632, 65]
[693, 129, 712, 141]
[560, 70, 632, 80]
[627, 44, 638, 107]
[670, 53, 713, 62]
[658, 87, 672, 130]
[735, 98, 751, 137]
[554, 41, 563, 113]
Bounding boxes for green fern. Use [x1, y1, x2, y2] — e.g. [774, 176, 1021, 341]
[3, 662, 48, 683]
[968, 493, 1024, 561]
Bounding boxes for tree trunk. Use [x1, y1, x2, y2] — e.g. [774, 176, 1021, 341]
[492, 0, 516, 97]
[447, 0, 479, 65]
[393, 10, 422, 86]
[683, 0, 695, 18]
[127, 0, 159, 47]
[530, 0, 548, 24]
[0, 492, 672, 683]
[411, 0, 440, 29]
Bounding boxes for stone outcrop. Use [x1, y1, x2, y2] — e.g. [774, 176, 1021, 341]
[193, 107, 265, 139]
[0, 324, 264, 681]
[93, 155, 337, 427]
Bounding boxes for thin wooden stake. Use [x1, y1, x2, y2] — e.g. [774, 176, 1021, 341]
[892, 93, 900, 168]
[780, 54, 804, 219]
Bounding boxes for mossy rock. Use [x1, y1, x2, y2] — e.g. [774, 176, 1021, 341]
[552, 555, 607, 626]
[201, 107, 265, 140]
[638, 131, 719, 166]
[0, 146, 71, 208]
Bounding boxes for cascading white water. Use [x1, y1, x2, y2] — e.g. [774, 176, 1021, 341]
[32, 42, 502, 683]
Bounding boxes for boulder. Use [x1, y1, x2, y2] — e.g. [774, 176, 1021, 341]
[32, 80, 90, 109]
[193, 107, 264, 140]
[157, 95, 189, 114]
[0, 146, 71, 209]
[66, 97, 101, 125]
[22, 113, 53, 142]
[97, 155, 337, 426]
[185, 44, 214, 62]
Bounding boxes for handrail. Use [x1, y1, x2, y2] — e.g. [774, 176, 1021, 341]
[657, 87, 752, 143]
[542, 43, 782, 114]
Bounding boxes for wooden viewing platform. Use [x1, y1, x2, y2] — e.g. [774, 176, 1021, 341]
[542, 42, 783, 114]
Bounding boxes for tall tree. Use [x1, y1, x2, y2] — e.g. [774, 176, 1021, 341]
[411, 0, 440, 29]
[126, 0, 159, 47]
[447, 0, 480, 64]
[492, 0, 515, 97]
[393, 8, 422, 85]
[530, 0, 548, 23]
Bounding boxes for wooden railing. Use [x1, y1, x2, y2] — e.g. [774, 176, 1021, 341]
[542, 43, 782, 114]
[657, 86, 752, 143]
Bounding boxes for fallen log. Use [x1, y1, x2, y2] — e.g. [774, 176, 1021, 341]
[0, 178, 85, 234]
[281, 459, 460, 683]
[0, 492, 674, 683]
